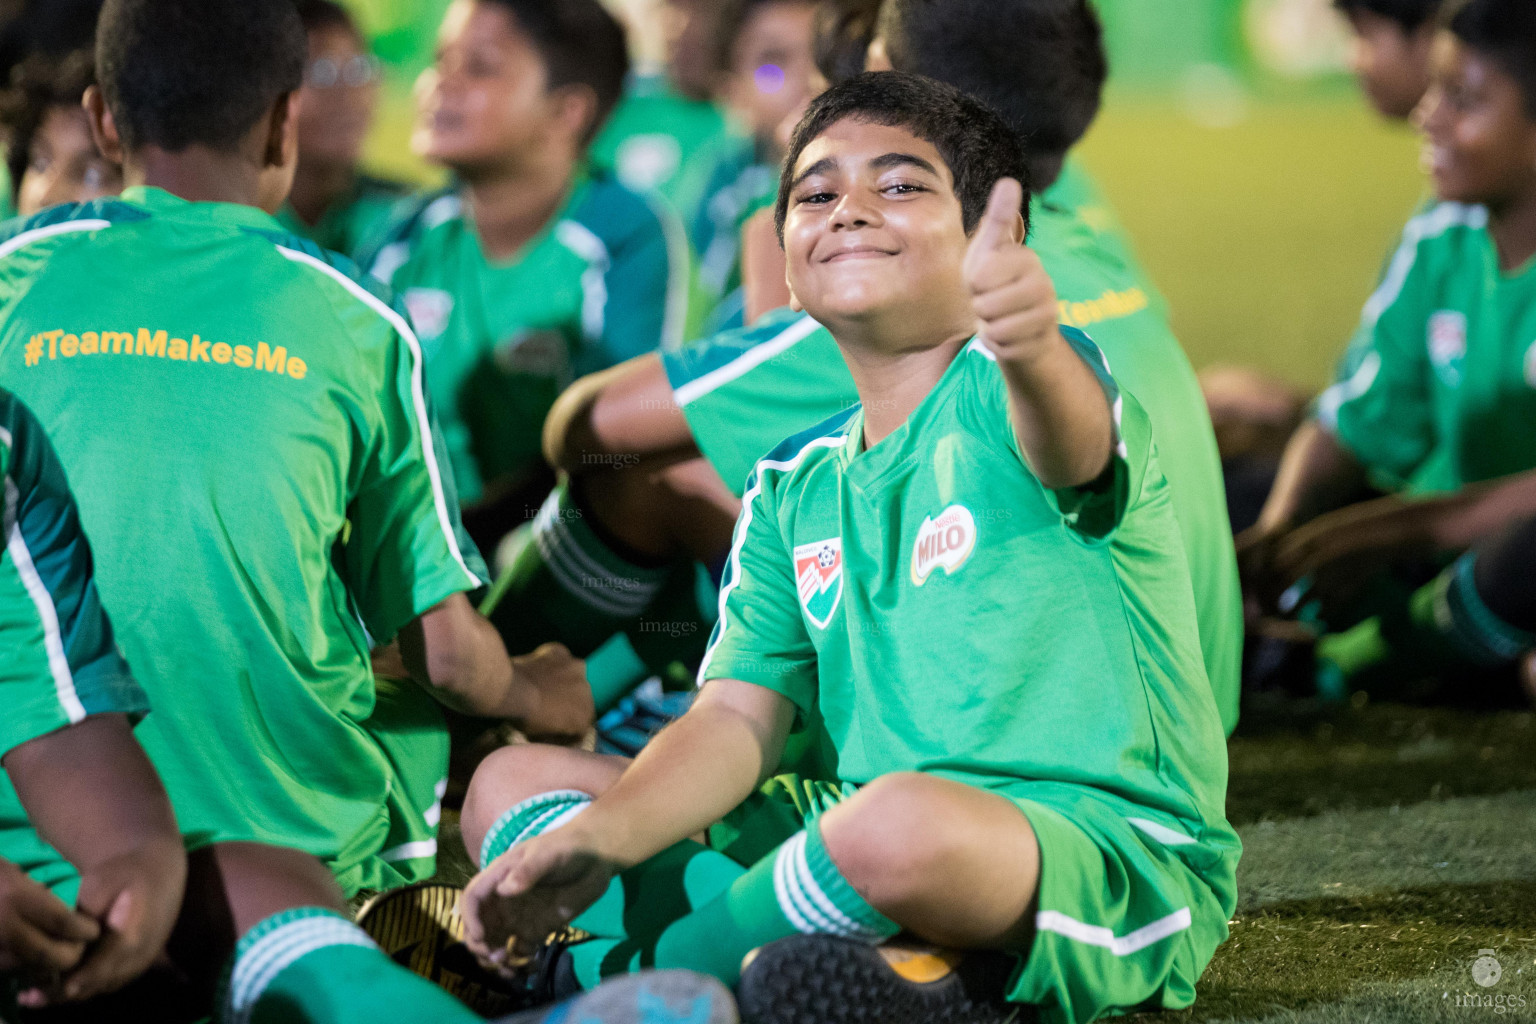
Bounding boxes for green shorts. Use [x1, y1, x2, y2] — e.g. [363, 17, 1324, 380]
[710, 775, 1235, 1024]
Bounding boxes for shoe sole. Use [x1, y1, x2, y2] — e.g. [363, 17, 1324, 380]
[494, 970, 739, 1024]
[355, 882, 521, 1016]
[736, 935, 1024, 1024]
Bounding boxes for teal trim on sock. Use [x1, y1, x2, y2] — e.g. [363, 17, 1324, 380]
[800, 818, 898, 939]
[534, 482, 669, 617]
[481, 790, 593, 866]
[219, 907, 377, 1024]
[1447, 554, 1536, 663]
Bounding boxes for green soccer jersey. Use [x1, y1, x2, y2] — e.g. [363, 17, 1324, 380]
[0, 188, 488, 888]
[665, 171, 1242, 733]
[0, 388, 147, 899]
[1047, 158, 1167, 317]
[364, 173, 688, 503]
[699, 333, 1236, 889]
[591, 72, 743, 230]
[1317, 202, 1536, 494]
[275, 171, 412, 261]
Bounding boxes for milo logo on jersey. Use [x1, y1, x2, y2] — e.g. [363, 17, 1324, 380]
[793, 538, 843, 628]
[911, 504, 977, 586]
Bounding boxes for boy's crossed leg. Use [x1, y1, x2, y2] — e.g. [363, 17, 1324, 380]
[460, 745, 1040, 988]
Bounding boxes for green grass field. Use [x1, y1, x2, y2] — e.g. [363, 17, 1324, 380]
[1079, 96, 1426, 393]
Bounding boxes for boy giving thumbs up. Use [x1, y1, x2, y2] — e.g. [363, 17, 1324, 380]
[459, 72, 1238, 1024]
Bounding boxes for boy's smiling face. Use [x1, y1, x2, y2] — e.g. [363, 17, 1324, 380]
[413, 1, 568, 174]
[783, 117, 975, 344]
[1418, 34, 1536, 208]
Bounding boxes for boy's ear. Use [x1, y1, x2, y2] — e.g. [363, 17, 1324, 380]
[787, 274, 803, 314]
[264, 92, 299, 169]
[83, 86, 124, 165]
[553, 85, 599, 149]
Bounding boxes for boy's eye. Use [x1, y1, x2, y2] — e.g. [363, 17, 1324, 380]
[798, 190, 835, 205]
[884, 182, 924, 195]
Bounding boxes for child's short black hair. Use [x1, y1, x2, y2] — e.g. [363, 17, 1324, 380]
[295, 0, 361, 39]
[484, 0, 629, 145]
[775, 71, 1030, 243]
[1448, 0, 1536, 116]
[877, 0, 1106, 163]
[95, 0, 305, 153]
[0, 50, 96, 203]
[1333, 0, 1444, 33]
[813, 0, 884, 87]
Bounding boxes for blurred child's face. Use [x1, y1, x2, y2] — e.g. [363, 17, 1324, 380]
[1418, 35, 1536, 208]
[724, 1, 818, 155]
[414, 1, 566, 174]
[662, 0, 723, 101]
[1345, 10, 1435, 121]
[783, 117, 972, 339]
[297, 24, 380, 169]
[18, 105, 121, 216]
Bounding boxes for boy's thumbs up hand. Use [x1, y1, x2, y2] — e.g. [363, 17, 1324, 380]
[963, 177, 1060, 363]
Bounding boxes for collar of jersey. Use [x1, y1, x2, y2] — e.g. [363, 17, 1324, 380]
[840, 336, 977, 487]
[121, 186, 283, 232]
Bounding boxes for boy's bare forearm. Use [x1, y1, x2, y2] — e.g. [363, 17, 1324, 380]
[1255, 421, 1369, 534]
[999, 336, 1115, 489]
[4, 715, 182, 876]
[573, 680, 793, 870]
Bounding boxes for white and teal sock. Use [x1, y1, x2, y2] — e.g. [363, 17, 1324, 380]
[478, 790, 746, 991]
[652, 818, 899, 985]
[482, 482, 669, 659]
[218, 907, 479, 1024]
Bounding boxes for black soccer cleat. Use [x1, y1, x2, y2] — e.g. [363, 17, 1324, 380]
[735, 935, 1026, 1024]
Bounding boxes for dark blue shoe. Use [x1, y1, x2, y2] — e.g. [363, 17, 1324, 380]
[494, 970, 737, 1024]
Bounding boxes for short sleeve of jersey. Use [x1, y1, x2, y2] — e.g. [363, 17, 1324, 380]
[695, 454, 819, 716]
[295, 258, 491, 643]
[579, 184, 688, 363]
[0, 390, 146, 758]
[1314, 210, 1448, 486]
[989, 326, 1142, 542]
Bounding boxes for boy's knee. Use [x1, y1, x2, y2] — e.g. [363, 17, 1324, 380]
[819, 773, 974, 903]
[460, 745, 626, 862]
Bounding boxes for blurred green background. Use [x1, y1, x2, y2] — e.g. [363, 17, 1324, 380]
[342, 0, 1427, 393]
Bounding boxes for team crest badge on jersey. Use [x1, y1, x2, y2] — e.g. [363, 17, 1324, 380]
[404, 289, 455, 342]
[793, 538, 843, 628]
[1428, 310, 1467, 387]
[911, 505, 977, 586]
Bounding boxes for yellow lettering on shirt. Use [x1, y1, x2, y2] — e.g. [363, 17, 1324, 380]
[137, 328, 167, 358]
[19, 327, 309, 385]
[1056, 286, 1150, 329]
[255, 342, 286, 374]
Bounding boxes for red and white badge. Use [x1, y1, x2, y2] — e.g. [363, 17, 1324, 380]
[793, 538, 843, 629]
